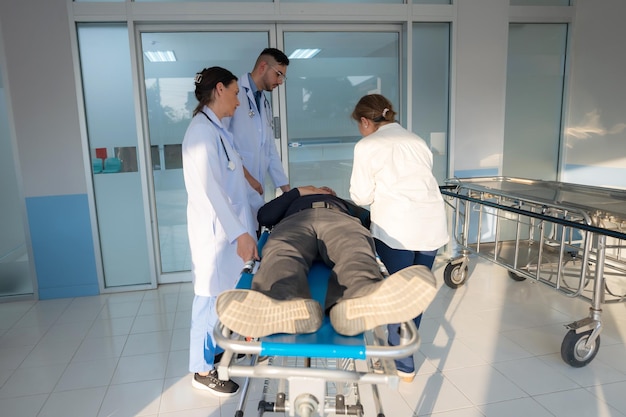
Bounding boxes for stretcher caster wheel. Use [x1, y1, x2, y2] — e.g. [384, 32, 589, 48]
[294, 393, 318, 417]
[443, 262, 468, 289]
[508, 271, 527, 281]
[561, 329, 600, 367]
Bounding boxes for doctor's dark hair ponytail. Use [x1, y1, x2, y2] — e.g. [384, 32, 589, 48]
[192, 66, 238, 116]
[351, 94, 396, 125]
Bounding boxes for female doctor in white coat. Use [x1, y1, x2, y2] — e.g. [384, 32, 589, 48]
[183, 66, 258, 396]
[349, 94, 448, 383]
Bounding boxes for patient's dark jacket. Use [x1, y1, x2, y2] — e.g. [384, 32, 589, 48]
[257, 188, 370, 229]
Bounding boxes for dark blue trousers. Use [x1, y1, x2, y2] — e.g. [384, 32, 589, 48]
[374, 238, 437, 373]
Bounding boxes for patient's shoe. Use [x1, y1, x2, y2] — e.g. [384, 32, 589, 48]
[371, 358, 416, 383]
[216, 290, 323, 338]
[329, 265, 437, 336]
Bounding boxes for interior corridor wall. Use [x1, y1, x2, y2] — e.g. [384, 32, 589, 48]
[0, 0, 99, 299]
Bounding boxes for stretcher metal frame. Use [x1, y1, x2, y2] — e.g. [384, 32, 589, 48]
[214, 232, 422, 417]
[440, 176, 626, 367]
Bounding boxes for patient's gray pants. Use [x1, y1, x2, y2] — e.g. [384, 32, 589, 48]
[252, 208, 384, 311]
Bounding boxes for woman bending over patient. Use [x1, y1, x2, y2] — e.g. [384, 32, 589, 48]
[349, 93, 448, 383]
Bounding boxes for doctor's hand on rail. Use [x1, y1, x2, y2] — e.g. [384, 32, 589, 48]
[242, 259, 256, 274]
[236, 232, 259, 263]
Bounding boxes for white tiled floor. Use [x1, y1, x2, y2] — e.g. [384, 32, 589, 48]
[2, 257, 626, 417]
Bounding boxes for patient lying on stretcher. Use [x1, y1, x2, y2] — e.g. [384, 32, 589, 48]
[216, 185, 437, 338]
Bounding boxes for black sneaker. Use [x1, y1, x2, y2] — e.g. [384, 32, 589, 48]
[214, 352, 247, 364]
[191, 370, 239, 397]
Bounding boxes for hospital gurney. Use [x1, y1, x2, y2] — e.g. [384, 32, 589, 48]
[440, 176, 626, 367]
[214, 231, 422, 417]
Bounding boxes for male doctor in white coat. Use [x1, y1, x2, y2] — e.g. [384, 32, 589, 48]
[224, 48, 291, 218]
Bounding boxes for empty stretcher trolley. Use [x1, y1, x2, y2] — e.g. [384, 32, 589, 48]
[440, 176, 626, 367]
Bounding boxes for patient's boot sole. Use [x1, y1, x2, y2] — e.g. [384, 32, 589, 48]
[330, 265, 437, 336]
[216, 290, 323, 338]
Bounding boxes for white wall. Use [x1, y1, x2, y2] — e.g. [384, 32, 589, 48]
[0, 0, 86, 198]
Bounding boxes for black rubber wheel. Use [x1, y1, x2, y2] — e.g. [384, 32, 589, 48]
[560, 329, 600, 367]
[443, 262, 468, 289]
[508, 270, 527, 281]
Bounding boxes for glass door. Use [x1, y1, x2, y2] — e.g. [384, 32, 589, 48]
[138, 25, 405, 283]
[280, 27, 401, 199]
[139, 28, 276, 283]
[78, 23, 155, 290]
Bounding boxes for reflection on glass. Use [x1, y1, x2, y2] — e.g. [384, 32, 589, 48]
[150, 145, 161, 170]
[164, 144, 182, 169]
[115, 146, 138, 172]
[284, 31, 400, 199]
[91, 146, 138, 174]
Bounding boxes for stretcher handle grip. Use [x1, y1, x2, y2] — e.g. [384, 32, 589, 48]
[242, 260, 256, 274]
[439, 184, 458, 191]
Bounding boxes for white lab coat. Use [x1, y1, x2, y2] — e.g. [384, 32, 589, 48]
[223, 74, 289, 214]
[182, 106, 256, 297]
[349, 123, 449, 251]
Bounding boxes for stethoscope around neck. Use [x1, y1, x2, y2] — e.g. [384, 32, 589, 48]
[247, 96, 256, 118]
[245, 88, 270, 120]
[199, 110, 236, 171]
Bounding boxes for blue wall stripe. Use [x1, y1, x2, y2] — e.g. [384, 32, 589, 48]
[25, 194, 99, 299]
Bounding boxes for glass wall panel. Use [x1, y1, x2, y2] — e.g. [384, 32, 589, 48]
[78, 23, 153, 288]
[503, 23, 567, 180]
[0, 61, 33, 299]
[140, 31, 269, 277]
[412, 22, 450, 184]
[283, 31, 399, 199]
